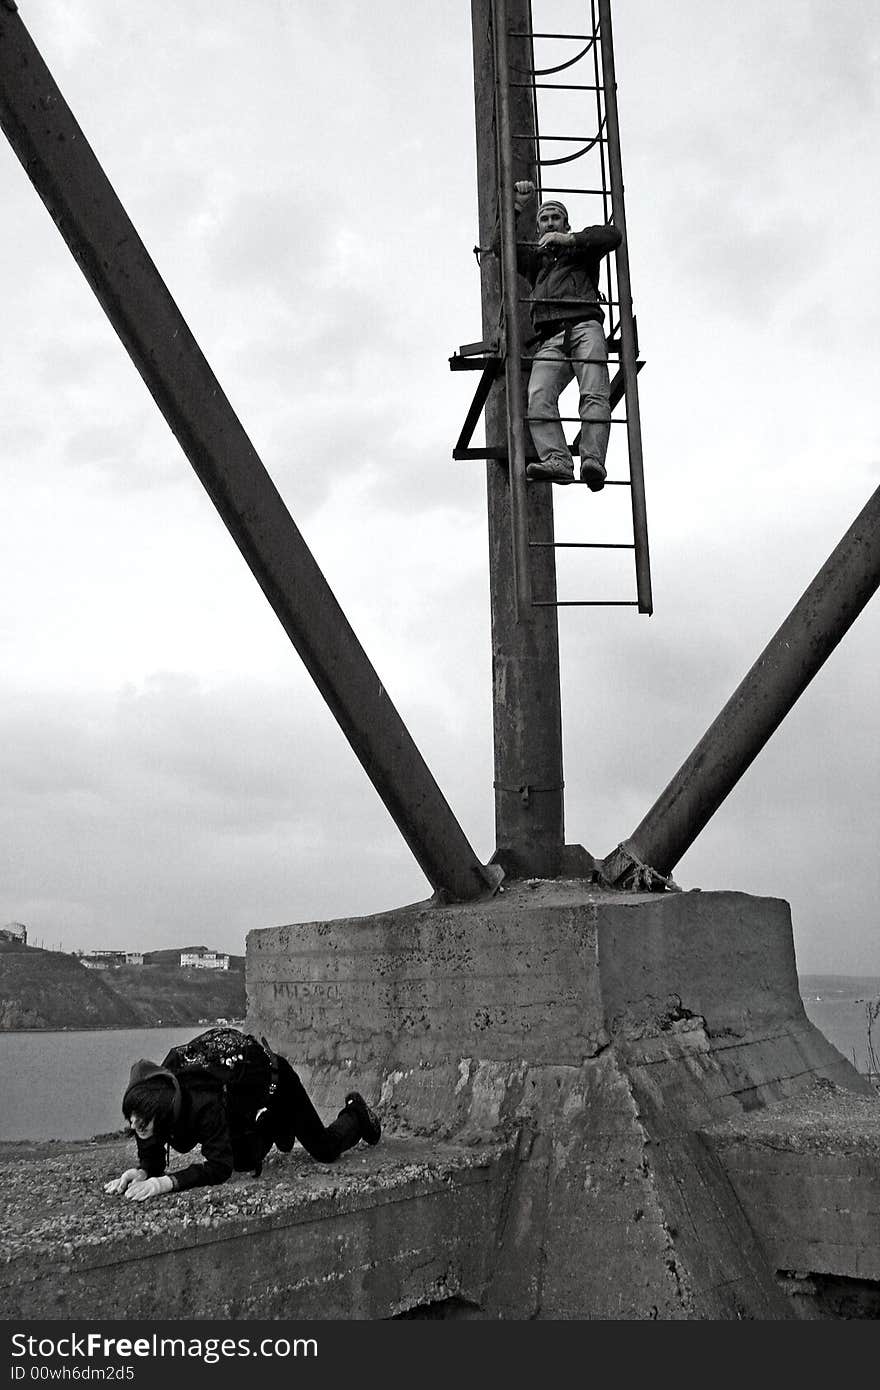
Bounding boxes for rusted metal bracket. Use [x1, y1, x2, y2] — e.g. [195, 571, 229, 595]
[494, 780, 564, 808]
[449, 340, 504, 460]
[451, 330, 641, 461]
[600, 841, 680, 893]
[431, 858, 504, 906]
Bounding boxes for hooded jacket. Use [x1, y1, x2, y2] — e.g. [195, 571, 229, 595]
[495, 212, 622, 333]
[123, 1052, 268, 1192]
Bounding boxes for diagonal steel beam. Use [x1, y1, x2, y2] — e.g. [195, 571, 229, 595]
[0, 6, 501, 903]
[603, 484, 880, 888]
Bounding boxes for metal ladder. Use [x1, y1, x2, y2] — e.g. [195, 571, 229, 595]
[450, 0, 652, 614]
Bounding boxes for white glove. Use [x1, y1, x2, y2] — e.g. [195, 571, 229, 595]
[104, 1168, 144, 1195]
[124, 1175, 174, 1202]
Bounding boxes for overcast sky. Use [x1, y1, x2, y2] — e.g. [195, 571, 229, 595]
[1, 1, 877, 975]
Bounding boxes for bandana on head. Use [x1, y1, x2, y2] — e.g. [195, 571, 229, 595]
[538, 199, 569, 222]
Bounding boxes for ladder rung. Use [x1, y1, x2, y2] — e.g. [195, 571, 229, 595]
[519, 301, 621, 310]
[511, 83, 601, 92]
[532, 601, 640, 608]
[530, 542, 635, 550]
[541, 417, 631, 425]
[451, 450, 633, 477]
[514, 134, 606, 143]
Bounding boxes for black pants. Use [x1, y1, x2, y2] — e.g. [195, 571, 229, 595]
[261, 1056, 360, 1163]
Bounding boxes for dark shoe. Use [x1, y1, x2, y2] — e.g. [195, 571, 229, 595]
[344, 1091, 381, 1146]
[526, 458, 574, 484]
[580, 459, 606, 491]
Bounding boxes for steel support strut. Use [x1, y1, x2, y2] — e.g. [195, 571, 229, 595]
[0, 8, 500, 903]
[603, 485, 880, 886]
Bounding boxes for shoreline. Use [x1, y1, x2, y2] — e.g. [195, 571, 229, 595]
[0, 1018, 245, 1035]
[0, 1132, 128, 1163]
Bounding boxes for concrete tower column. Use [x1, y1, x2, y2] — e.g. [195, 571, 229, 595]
[471, 0, 566, 879]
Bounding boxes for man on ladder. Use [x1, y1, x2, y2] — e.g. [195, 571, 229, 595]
[508, 179, 622, 492]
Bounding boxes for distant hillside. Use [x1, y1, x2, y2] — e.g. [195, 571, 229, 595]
[108, 960, 246, 1026]
[0, 941, 246, 1030]
[0, 943, 143, 1030]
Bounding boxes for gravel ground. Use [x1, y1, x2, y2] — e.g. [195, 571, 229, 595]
[704, 1077, 880, 1155]
[0, 1133, 505, 1270]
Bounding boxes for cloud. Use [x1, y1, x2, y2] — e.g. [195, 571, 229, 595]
[557, 560, 880, 973]
[206, 189, 318, 291]
[1, 0, 876, 983]
[667, 187, 822, 322]
[0, 677, 440, 952]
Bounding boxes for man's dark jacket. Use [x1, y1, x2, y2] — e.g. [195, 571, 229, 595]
[511, 215, 622, 333]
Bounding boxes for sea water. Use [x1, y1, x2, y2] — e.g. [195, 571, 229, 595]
[800, 975, 880, 1076]
[0, 1025, 198, 1141]
[0, 983, 878, 1141]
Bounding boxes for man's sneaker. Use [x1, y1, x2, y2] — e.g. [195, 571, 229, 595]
[580, 459, 606, 492]
[345, 1091, 381, 1146]
[526, 459, 574, 484]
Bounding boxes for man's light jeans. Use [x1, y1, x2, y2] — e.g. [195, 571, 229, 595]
[527, 319, 611, 470]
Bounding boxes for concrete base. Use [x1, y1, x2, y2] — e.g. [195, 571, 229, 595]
[705, 1085, 880, 1296]
[0, 1137, 514, 1320]
[4, 884, 879, 1319]
[244, 882, 879, 1319]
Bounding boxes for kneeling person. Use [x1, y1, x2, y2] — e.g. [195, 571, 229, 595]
[104, 1026, 380, 1202]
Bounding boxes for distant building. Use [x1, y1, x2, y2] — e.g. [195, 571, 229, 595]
[124, 952, 144, 966]
[0, 922, 27, 945]
[79, 949, 126, 969]
[180, 948, 229, 971]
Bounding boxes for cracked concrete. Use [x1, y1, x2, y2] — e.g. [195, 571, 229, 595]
[1, 1133, 515, 1319]
[244, 882, 879, 1317]
[5, 883, 880, 1319]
